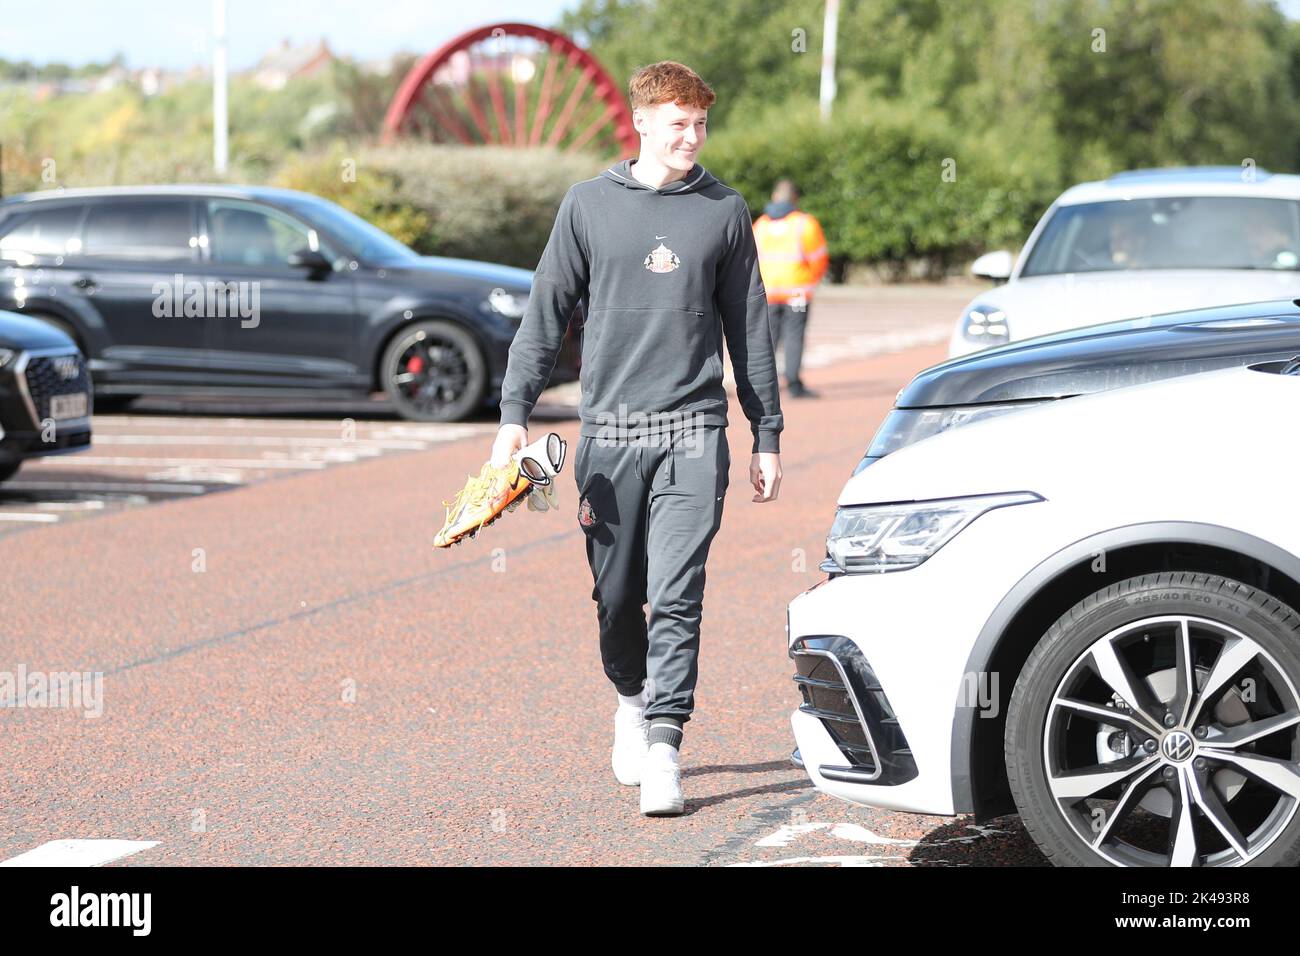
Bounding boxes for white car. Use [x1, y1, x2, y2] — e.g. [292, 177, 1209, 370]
[787, 357, 1300, 866]
[951, 166, 1300, 357]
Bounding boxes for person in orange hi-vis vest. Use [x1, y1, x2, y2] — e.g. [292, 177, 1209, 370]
[753, 179, 829, 398]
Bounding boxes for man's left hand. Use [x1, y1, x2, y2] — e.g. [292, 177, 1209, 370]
[750, 452, 782, 503]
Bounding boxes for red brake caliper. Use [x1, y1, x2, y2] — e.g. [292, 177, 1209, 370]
[406, 354, 425, 375]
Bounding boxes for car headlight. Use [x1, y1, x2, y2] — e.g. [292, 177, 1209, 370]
[489, 287, 529, 320]
[866, 402, 1046, 458]
[0, 348, 14, 369]
[961, 304, 1010, 345]
[824, 492, 1042, 574]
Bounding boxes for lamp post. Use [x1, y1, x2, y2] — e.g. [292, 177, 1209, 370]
[213, 0, 229, 174]
[820, 0, 839, 122]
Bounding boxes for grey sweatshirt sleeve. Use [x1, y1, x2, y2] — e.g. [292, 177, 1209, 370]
[715, 199, 784, 454]
[499, 187, 589, 429]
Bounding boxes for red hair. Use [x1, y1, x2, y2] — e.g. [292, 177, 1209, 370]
[628, 61, 716, 111]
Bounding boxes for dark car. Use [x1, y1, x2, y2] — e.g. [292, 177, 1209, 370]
[856, 298, 1300, 473]
[0, 309, 92, 484]
[0, 185, 581, 421]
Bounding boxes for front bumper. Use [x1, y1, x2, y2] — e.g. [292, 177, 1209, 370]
[788, 572, 968, 816]
[0, 348, 93, 462]
[787, 501, 1050, 816]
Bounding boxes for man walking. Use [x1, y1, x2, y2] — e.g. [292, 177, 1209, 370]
[489, 61, 783, 816]
[753, 180, 829, 398]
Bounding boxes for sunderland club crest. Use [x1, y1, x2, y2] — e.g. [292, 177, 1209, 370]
[644, 236, 680, 274]
[578, 495, 597, 528]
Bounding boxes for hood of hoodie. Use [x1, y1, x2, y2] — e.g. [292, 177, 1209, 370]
[601, 158, 718, 195]
[763, 200, 796, 220]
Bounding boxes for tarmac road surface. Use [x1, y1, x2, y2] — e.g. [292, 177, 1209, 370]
[0, 284, 1047, 865]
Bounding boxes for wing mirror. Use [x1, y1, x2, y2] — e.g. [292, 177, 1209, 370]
[971, 250, 1014, 281]
[287, 247, 332, 277]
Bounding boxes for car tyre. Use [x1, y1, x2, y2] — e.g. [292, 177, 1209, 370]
[380, 320, 486, 423]
[1006, 572, 1300, 867]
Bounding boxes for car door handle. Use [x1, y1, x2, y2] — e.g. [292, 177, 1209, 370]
[73, 276, 98, 291]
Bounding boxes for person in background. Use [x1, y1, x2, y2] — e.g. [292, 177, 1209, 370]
[1244, 206, 1298, 269]
[1107, 213, 1148, 269]
[753, 179, 829, 398]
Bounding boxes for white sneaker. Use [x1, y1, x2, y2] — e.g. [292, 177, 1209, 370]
[639, 747, 684, 816]
[611, 704, 650, 786]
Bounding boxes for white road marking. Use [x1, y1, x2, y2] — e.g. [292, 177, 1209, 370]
[367, 425, 495, 442]
[103, 417, 495, 440]
[25, 456, 326, 470]
[756, 821, 917, 848]
[145, 466, 245, 484]
[107, 416, 386, 430]
[729, 855, 902, 867]
[749, 818, 1011, 868]
[0, 839, 160, 867]
[93, 435, 429, 450]
[1, 480, 209, 495]
[755, 822, 828, 847]
[0, 415, 495, 531]
[34, 500, 107, 512]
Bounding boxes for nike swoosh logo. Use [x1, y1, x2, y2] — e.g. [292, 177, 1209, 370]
[655, 235, 668, 240]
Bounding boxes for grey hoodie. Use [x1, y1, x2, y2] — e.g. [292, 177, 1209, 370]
[499, 158, 784, 454]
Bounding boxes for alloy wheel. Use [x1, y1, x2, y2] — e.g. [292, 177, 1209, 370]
[1044, 614, 1300, 866]
[387, 328, 475, 420]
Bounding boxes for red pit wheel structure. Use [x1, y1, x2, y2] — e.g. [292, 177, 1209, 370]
[381, 22, 637, 156]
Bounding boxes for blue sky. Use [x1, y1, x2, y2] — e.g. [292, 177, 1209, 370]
[0, 0, 580, 70]
[3, 0, 1298, 70]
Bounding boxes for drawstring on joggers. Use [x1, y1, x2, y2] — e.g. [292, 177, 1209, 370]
[633, 428, 678, 484]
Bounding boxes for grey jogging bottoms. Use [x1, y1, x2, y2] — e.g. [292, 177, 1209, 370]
[573, 425, 731, 733]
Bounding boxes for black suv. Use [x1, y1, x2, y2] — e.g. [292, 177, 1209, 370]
[0, 185, 581, 421]
[0, 309, 92, 484]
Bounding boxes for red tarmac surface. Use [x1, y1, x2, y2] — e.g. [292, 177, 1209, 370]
[0, 292, 1048, 866]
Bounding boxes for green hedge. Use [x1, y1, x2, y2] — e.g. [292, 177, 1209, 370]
[704, 91, 1059, 277]
[272, 143, 608, 269]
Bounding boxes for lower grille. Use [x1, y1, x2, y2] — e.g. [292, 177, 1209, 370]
[791, 635, 918, 785]
[20, 351, 91, 426]
[793, 653, 879, 772]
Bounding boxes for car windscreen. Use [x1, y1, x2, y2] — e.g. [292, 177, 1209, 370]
[272, 195, 419, 264]
[1021, 196, 1300, 277]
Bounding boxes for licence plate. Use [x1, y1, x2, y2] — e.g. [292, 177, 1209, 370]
[50, 393, 88, 420]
